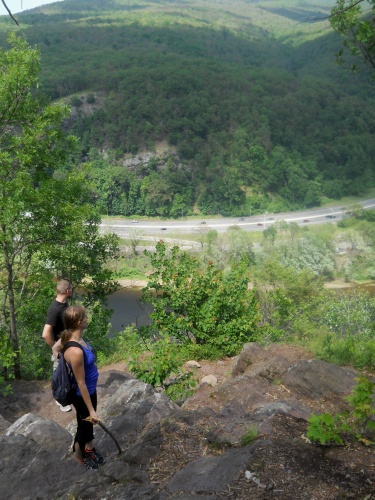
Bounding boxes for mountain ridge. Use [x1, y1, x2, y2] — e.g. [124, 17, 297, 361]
[1, 0, 374, 217]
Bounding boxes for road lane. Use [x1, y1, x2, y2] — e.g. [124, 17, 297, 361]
[100, 198, 375, 236]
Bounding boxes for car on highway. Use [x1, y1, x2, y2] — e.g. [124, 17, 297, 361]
[267, 217, 274, 220]
[257, 223, 263, 227]
[303, 219, 310, 223]
[131, 219, 139, 223]
[200, 221, 207, 224]
[239, 217, 245, 221]
[325, 215, 336, 219]
[160, 227, 167, 230]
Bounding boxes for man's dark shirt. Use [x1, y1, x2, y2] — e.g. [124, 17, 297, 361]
[46, 300, 68, 342]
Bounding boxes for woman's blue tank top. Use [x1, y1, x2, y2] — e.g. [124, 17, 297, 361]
[75, 343, 99, 396]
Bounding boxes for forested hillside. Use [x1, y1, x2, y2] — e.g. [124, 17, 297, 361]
[1, 0, 374, 216]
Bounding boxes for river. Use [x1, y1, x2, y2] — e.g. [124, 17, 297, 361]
[106, 281, 375, 334]
[106, 287, 152, 333]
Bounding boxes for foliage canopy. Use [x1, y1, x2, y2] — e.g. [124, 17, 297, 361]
[0, 0, 374, 216]
[330, 0, 375, 79]
[141, 241, 262, 356]
[0, 34, 119, 383]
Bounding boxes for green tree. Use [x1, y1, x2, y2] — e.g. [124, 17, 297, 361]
[206, 229, 218, 254]
[252, 258, 324, 336]
[263, 225, 277, 246]
[129, 228, 144, 256]
[85, 156, 134, 215]
[0, 34, 71, 378]
[303, 289, 375, 368]
[141, 172, 172, 216]
[309, 289, 375, 340]
[191, 221, 209, 249]
[330, 0, 375, 79]
[288, 222, 301, 243]
[226, 229, 255, 263]
[141, 242, 262, 355]
[0, 35, 119, 380]
[283, 236, 335, 277]
[169, 193, 189, 219]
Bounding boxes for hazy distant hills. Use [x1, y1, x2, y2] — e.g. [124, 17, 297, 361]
[2, 0, 368, 89]
[1, 0, 374, 216]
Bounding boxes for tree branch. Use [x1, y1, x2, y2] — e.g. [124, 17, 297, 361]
[329, 0, 367, 19]
[1, 0, 19, 25]
[301, 0, 367, 23]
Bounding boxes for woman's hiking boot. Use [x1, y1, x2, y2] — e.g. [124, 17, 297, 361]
[85, 447, 106, 466]
[84, 455, 99, 469]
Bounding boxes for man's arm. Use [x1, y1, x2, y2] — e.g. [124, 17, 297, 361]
[42, 324, 55, 347]
[52, 338, 62, 359]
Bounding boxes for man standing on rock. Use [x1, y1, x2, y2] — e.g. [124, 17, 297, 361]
[42, 279, 72, 412]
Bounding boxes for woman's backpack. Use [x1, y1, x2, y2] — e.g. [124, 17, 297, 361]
[51, 341, 83, 406]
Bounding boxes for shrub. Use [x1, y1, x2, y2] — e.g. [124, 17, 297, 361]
[127, 334, 196, 401]
[306, 377, 375, 446]
[70, 96, 83, 107]
[142, 242, 263, 355]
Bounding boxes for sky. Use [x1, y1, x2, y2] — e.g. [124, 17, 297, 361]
[1, 0, 62, 15]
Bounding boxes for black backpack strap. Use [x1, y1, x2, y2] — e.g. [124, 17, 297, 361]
[62, 341, 84, 354]
[61, 342, 85, 375]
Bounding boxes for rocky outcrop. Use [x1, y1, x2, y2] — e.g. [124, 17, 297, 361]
[283, 359, 357, 398]
[0, 343, 372, 499]
[120, 146, 176, 172]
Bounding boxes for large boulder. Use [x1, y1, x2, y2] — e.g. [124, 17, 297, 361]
[6, 412, 71, 450]
[167, 441, 271, 494]
[0, 434, 87, 499]
[282, 359, 357, 399]
[231, 342, 311, 379]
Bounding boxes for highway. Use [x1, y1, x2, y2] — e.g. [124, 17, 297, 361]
[100, 198, 375, 237]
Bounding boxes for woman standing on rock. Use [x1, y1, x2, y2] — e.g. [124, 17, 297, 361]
[55, 304, 105, 469]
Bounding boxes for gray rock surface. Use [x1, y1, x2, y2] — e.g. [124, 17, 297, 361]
[167, 441, 270, 493]
[6, 412, 72, 448]
[0, 343, 372, 499]
[0, 414, 10, 434]
[282, 359, 357, 398]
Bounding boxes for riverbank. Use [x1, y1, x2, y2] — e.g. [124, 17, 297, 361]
[116, 277, 374, 291]
[116, 278, 148, 289]
[324, 279, 356, 289]
[324, 278, 375, 292]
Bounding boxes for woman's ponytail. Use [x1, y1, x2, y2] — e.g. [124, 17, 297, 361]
[60, 328, 72, 348]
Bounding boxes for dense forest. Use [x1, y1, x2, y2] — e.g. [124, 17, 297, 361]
[0, 0, 374, 216]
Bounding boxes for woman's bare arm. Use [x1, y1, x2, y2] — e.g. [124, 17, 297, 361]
[65, 347, 99, 421]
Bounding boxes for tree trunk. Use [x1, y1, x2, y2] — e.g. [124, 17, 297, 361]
[7, 276, 21, 379]
[1, 227, 21, 379]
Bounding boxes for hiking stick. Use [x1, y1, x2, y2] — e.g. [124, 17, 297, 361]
[97, 421, 122, 454]
[84, 417, 122, 454]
